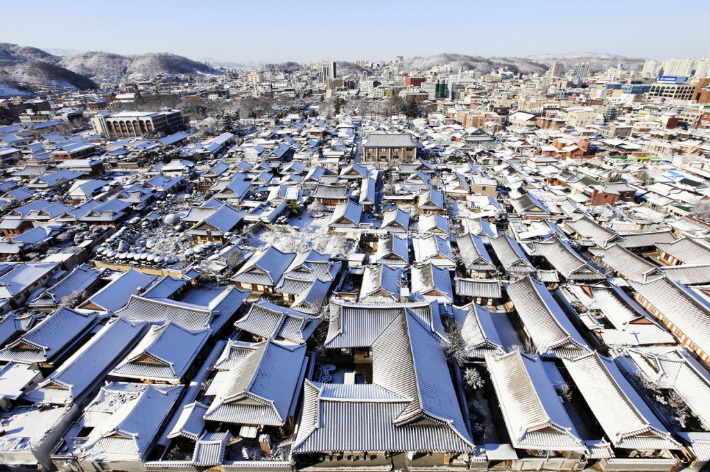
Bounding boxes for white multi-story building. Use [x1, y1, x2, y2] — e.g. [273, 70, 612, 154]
[642, 60, 662, 78]
[660, 58, 697, 76]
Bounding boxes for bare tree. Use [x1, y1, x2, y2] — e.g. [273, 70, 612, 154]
[668, 392, 691, 428]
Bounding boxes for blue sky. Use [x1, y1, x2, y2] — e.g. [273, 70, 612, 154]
[2, 0, 709, 63]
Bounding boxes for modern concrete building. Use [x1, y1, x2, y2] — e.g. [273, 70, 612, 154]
[92, 110, 184, 138]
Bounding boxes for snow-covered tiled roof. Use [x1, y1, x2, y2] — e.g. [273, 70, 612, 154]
[110, 321, 210, 383]
[204, 340, 307, 426]
[23, 317, 146, 405]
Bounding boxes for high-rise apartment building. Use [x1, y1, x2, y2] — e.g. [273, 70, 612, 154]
[642, 60, 662, 78]
[547, 62, 564, 77]
[660, 58, 697, 77]
[354, 60, 368, 68]
[318, 61, 337, 82]
[572, 63, 590, 78]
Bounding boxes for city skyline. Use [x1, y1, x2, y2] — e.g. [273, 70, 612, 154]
[2, 0, 710, 64]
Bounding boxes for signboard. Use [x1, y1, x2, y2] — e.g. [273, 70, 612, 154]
[658, 76, 688, 83]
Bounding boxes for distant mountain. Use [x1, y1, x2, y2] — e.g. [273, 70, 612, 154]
[0, 42, 95, 93]
[403, 53, 549, 74]
[60, 52, 220, 79]
[0, 42, 222, 96]
[0, 43, 58, 66]
[524, 52, 646, 71]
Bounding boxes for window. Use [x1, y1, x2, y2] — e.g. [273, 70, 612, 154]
[380, 148, 387, 152]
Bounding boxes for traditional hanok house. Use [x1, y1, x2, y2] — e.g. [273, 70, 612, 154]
[114, 184, 154, 211]
[360, 263, 403, 303]
[65, 179, 106, 202]
[80, 269, 157, 313]
[629, 277, 710, 366]
[19, 201, 72, 222]
[509, 193, 553, 220]
[294, 309, 476, 470]
[0, 216, 32, 238]
[51, 383, 183, 470]
[235, 301, 320, 344]
[22, 317, 147, 406]
[589, 244, 658, 283]
[565, 283, 676, 348]
[7, 199, 50, 218]
[203, 340, 308, 428]
[418, 213, 449, 235]
[267, 184, 303, 206]
[620, 348, 710, 434]
[507, 275, 591, 358]
[252, 169, 277, 186]
[77, 197, 132, 226]
[451, 303, 504, 359]
[655, 237, 710, 266]
[275, 249, 341, 303]
[109, 321, 210, 385]
[0, 240, 23, 261]
[563, 352, 682, 470]
[403, 170, 431, 193]
[417, 186, 446, 214]
[211, 175, 251, 203]
[5, 187, 35, 203]
[328, 200, 363, 229]
[12, 165, 48, 182]
[486, 351, 588, 470]
[11, 225, 60, 250]
[657, 263, 710, 286]
[488, 234, 536, 275]
[143, 173, 185, 194]
[197, 160, 231, 191]
[164, 400, 208, 456]
[532, 236, 606, 282]
[410, 262, 453, 303]
[185, 204, 245, 245]
[29, 264, 102, 311]
[339, 162, 369, 182]
[232, 246, 296, 294]
[565, 216, 621, 248]
[301, 166, 328, 190]
[455, 232, 496, 278]
[0, 262, 61, 310]
[0, 306, 97, 367]
[381, 208, 410, 233]
[374, 234, 409, 268]
[413, 233, 457, 270]
[26, 169, 81, 190]
[358, 176, 377, 210]
[311, 183, 350, 208]
[444, 172, 471, 200]
[291, 278, 332, 315]
[282, 160, 307, 176]
[395, 159, 436, 180]
[455, 278, 502, 306]
[617, 229, 677, 252]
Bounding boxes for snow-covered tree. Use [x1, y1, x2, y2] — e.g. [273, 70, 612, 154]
[464, 368, 485, 391]
[164, 214, 180, 226]
[60, 290, 87, 308]
[307, 200, 325, 214]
